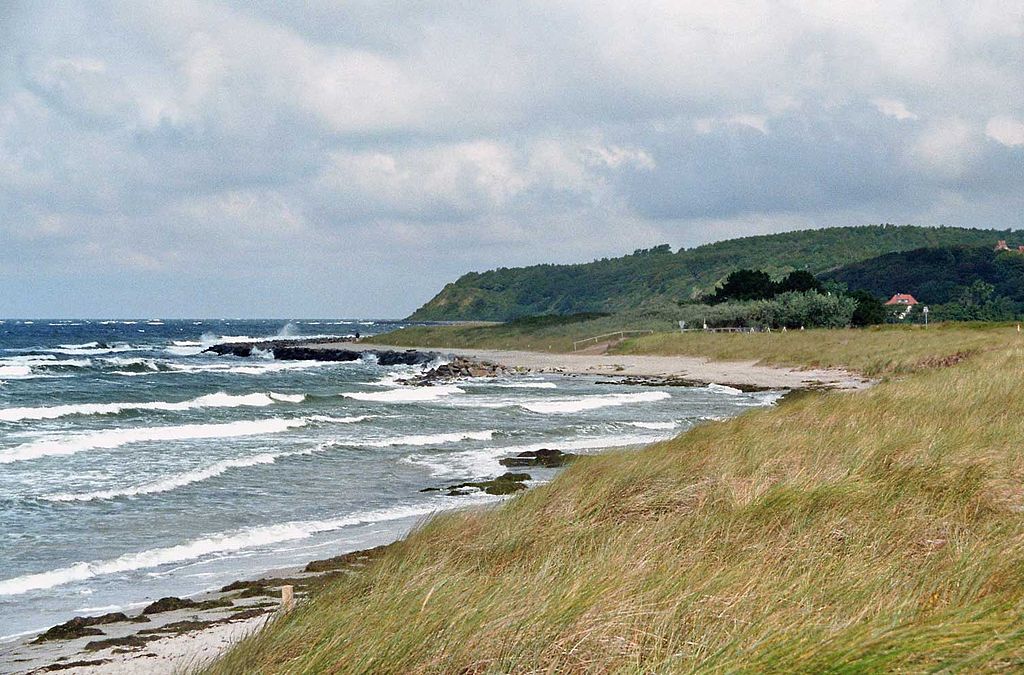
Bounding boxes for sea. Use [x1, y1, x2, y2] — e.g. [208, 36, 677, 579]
[0, 319, 783, 640]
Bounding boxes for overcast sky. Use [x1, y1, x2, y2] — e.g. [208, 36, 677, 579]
[2, 1, 1022, 318]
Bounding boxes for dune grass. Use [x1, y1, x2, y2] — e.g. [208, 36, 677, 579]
[615, 323, 1018, 376]
[210, 333, 1024, 673]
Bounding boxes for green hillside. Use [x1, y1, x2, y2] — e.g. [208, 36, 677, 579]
[408, 225, 1017, 321]
[824, 244, 1024, 320]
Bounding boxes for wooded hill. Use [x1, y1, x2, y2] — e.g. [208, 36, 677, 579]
[825, 244, 1024, 320]
[409, 225, 1016, 321]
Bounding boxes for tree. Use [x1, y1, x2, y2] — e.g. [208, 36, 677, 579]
[754, 291, 857, 329]
[847, 290, 887, 326]
[777, 270, 823, 294]
[708, 269, 776, 303]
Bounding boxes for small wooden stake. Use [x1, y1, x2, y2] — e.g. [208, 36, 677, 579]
[281, 584, 295, 612]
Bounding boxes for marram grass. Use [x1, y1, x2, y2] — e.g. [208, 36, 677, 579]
[209, 329, 1024, 673]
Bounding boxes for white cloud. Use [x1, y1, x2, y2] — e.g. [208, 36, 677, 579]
[872, 98, 918, 121]
[985, 116, 1024, 147]
[908, 118, 979, 179]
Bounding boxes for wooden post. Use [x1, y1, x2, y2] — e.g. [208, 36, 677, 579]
[281, 585, 295, 612]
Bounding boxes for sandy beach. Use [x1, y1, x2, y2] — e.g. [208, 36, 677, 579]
[322, 342, 874, 391]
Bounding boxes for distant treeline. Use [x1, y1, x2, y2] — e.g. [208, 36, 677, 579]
[409, 225, 1016, 321]
[823, 245, 1024, 321]
[677, 269, 885, 329]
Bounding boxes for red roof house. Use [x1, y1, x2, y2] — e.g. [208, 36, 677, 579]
[885, 293, 919, 306]
[995, 240, 1010, 251]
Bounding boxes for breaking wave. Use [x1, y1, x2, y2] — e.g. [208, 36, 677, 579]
[0, 418, 309, 464]
[0, 391, 306, 422]
[363, 430, 495, 448]
[519, 391, 671, 414]
[343, 385, 464, 403]
[0, 502, 448, 596]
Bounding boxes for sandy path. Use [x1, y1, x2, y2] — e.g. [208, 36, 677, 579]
[321, 342, 873, 391]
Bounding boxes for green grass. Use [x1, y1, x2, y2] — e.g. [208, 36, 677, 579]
[210, 329, 1024, 672]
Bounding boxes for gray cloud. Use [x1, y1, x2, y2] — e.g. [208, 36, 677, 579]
[1, 0, 1022, 317]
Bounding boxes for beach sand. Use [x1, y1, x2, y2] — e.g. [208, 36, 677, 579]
[322, 342, 874, 391]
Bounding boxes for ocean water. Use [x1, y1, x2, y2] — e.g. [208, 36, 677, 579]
[0, 319, 782, 639]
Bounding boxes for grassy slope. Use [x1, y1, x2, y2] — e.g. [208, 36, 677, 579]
[211, 327, 1024, 673]
[363, 312, 671, 353]
[410, 225, 1015, 321]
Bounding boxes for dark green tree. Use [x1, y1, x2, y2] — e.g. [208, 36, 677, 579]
[847, 290, 887, 326]
[777, 270, 823, 294]
[708, 269, 776, 303]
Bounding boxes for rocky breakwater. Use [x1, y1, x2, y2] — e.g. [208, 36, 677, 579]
[204, 340, 439, 366]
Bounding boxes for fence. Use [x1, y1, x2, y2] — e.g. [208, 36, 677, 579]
[572, 330, 654, 352]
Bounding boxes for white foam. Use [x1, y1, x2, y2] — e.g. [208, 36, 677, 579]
[343, 385, 464, 403]
[363, 430, 495, 448]
[0, 365, 32, 378]
[268, 392, 305, 403]
[625, 421, 679, 430]
[0, 417, 309, 464]
[487, 381, 558, 389]
[0, 502, 446, 596]
[167, 361, 326, 376]
[405, 433, 671, 477]
[0, 391, 305, 422]
[519, 391, 671, 414]
[753, 390, 787, 405]
[100, 356, 163, 370]
[43, 448, 312, 502]
[308, 415, 374, 424]
[0, 354, 56, 364]
[45, 343, 138, 355]
[163, 344, 205, 356]
[708, 383, 744, 395]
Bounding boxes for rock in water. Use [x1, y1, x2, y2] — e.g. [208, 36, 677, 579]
[499, 448, 576, 468]
[421, 472, 532, 496]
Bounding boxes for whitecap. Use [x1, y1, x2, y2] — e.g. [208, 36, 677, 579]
[42, 448, 313, 502]
[519, 391, 670, 414]
[307, 415, 374, 424]
[624, 421, 679, 430]
[0, 365, 33, 378]
[0, 502, 448, 596]
[0, 391, 305, 422]
[343, 385, 463, 403]
[363, 430, 495, 448]
[707, 383, 744, 395]
[0, 417, 309, 464]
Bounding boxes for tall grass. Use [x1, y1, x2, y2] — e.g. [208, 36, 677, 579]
[616, 323, 1017, 376]
[210, 335, 1024, 673]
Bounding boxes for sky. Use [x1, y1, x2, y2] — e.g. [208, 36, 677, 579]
[1, 1, 1022, 318]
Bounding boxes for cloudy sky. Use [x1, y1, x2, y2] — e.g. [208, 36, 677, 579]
[2, 1, 1022, 318]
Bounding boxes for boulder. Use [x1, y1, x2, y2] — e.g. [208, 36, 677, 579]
[499, 448, 576, 468]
